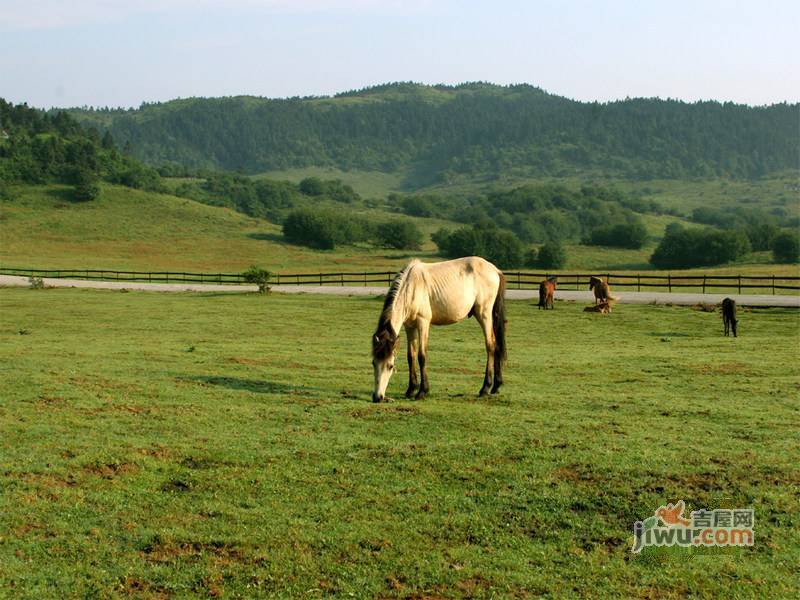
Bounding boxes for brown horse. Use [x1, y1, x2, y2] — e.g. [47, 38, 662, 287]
[589, 276, 618, 304]
[371, 257, 507, 402]
[538, 277, 557, 310]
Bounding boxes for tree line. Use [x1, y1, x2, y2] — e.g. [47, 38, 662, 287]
[66, 82, 798, 182]
[0, 98, 160, 201]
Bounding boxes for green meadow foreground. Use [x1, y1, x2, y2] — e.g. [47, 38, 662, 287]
[1, 289, 798, 598]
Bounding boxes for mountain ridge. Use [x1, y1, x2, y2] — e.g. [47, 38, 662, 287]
[64, 82, 799, 184]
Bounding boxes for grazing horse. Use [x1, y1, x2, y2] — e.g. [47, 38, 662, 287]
[371, 256, 507, 402]
[538, 277, 557, 310]
[722, 297, 738, 337]
[589, 276, 618, 304]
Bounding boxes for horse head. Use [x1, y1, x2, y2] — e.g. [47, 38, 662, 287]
[372, 325, 399, 402]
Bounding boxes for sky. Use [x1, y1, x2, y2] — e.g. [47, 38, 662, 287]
[1, 0, 798, 108]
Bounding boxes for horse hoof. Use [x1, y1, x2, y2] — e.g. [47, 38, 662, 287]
[405, 387, 418, 398]
[414, 391, 427, 401]
[478, 388, 490, 397]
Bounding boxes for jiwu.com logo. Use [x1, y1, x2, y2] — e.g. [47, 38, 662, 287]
[632, 500, 754, 553]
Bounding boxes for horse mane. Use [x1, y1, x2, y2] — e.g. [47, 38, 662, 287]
[372, 261, 416, 359]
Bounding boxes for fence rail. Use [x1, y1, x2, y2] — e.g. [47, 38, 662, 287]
[2, 267, 799, 293]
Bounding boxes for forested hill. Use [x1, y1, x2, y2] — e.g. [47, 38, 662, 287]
[67, 82, 798, 182]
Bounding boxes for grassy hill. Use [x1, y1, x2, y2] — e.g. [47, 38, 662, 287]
[2, 183, 797, 276]
[0, 184, 458, 272]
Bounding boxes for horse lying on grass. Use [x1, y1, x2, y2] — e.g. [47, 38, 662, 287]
[371, 256, 507, 402]
[584, 301, 612, 314]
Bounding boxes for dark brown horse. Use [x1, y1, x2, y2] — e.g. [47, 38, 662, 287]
[722, 297, 738, 337]
[538, 277, 557, 310]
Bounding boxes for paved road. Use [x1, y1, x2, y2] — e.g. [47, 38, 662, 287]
[1, 274, 797, 307]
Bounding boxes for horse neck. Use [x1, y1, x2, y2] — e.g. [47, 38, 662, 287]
[387, 286, 411, 334]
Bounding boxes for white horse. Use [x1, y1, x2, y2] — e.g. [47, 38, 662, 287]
[371, 256, 507, 402]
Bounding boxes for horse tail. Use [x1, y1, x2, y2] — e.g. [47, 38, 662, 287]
[493, 273, 507, 365]
[537, 282, 546, 308]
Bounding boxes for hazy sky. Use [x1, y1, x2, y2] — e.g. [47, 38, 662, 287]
[1, 0, 798, 108]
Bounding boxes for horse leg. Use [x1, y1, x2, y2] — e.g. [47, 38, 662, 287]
[415, 320, 430, 400]
[404, 324, 419, 398]
[475, 309, 495, 396]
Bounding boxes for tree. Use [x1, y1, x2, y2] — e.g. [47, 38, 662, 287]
[101, 130, 115, 150]
[282, 208, 336, 249]
[536, 240, 566, 269]
[587, 220, 648, 249]
[298, 177, 325, 196]
[376, 220, 423, 250]
[242, 265, 272, 293]
[433, 223, 523, 268]
[772, 231, 800, 263]
[524, 247, 538, 268]
[650, 226, 751, 268]
[72, 169, 100, 201]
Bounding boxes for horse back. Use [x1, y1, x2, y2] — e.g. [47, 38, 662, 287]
[421, 257, 502, 325]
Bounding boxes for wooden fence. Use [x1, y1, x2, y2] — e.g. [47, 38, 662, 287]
[2, 267, 799, 294]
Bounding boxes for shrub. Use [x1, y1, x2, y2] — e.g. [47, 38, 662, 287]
[433, 223, 523, 268]
[536, 240, 567, 269]
[398, 195, 434, 218]
[282, 208, 337, 249]
[772, 231, 800, 263]
[745, 223, 780, 252]
[587, 220, 648, 249]
[282, 207, 373, 249]
[72, 169, 100, 201]
[242, 265, 272, 294]
[298, 177, 325, 196]
[376, 220, 423, 250]
[650, 225, 751, 268]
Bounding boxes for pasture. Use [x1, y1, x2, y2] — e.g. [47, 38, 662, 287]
[2, 183, 799, 278]
[1, 288, 798, 598]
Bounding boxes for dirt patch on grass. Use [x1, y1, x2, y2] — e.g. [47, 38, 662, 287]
[82, 461, 139, 479]
[691, 362, 756, 376]
[120, 576, 171, 598]
[140, 538, 268, 568]
[551, 464, 607, 486]
[227, 356, 270, 366]
[137, 444, 172, 459]
[349, 404, 421, 419]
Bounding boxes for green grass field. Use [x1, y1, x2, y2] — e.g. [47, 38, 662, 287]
[1, 288, 798, 597]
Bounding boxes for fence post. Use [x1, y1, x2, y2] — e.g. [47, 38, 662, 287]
[738, 275, 741, 294]
[637, 274, 640, 292]
[702, 275, 706, 294]
[341, 273, 344, 287]
[364, 272, 367, 287]
[773, 275, 776, 295]
[668, 274, 671, 293]
[517, 272, 521, 289]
